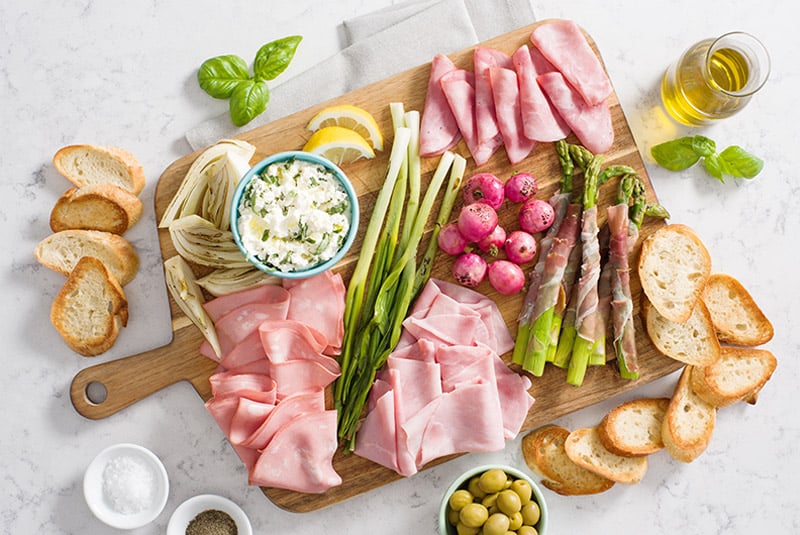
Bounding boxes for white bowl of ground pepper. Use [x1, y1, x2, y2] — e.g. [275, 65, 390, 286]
[167, 494, 252, 535]
[83, 443, 169, 529]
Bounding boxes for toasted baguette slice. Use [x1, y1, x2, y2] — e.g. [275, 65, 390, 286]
[642, 297, 720, 367]
[638, 224, 711, 323]
[53, 144, 145, 195]
[701, 273, 774, 346]
[563, 427, 648, 484]
[690, 347, 777, 408]
[34, 229, 139, 286]
[50, 256, 128, 356]
[50, 184, 143, 234]
[597, 398, 670, 457]
[522, 425, 615, 495]
[662, 366, 716, 462]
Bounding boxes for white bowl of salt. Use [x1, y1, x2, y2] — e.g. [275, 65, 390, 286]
[84, 443, 169, 529]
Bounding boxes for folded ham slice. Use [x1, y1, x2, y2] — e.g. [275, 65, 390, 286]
[473, 47, 509, 163]
[489, 66, 536, 165]
[530, 19, 613, 106]
[285, 271, 345, 355]
[204, 283, 289, 323]
[419, 54, 462, 157]
[512, 44, 570, 142]
[440, 69, 487, 165]
[537, 71, 614, 155]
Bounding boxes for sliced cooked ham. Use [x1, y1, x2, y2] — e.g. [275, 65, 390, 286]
[352, 379, 400, 473]
[209, 371, 276, 398]
[203, 283, 289, 323]
[215, 302, 290, 357]
[268, 360, 340, 400]
[537, 71, 614, 154]
[489, 66, 536, 165]
[285, 272, 345, 355]
[258, 320, 328, 363]
[530, 19, 612, 106]
[420, 54, 462, 157]
[512, 44, 570, 142]
[473, 47, 509, 163]
[228, 397, 276, 446]
[249, 410, 342, 493]
[440, 70, 488, 165]
[240, 388, 325, 450]
[218, 331, 264, 369]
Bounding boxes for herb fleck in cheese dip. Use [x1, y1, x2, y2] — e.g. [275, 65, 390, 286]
[237, 158, 351, 273]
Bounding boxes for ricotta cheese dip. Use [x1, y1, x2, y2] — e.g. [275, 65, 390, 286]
[237, 158, 351, 273]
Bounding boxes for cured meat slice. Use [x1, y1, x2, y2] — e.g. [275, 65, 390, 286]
[420, 54, 462, 157]
[402, 312, 489, 349]
[204, 394, 260, 472]
[218, 331, 265, 369]
[491, 356, 534, 438]
[285, 271, 345, 355]
[353, 380, 400, 473]
[209, 371, 276, 398]
[249, 410, 342, 493]
[215, 302, 290, 358]
[530, 19, 613, 106]
[268, 360, 339, 399]
[512, 44, 570, 142]
[240, 388, 325, 450]
[489, 67, 535, 164]
[440, 70, 487, 165]
[473, 47, 509, 163]
[537, 72, 614, 154]
[258, 320, 328, 363]
[228, 397, 276, 446]
[203, 283, 289, 323]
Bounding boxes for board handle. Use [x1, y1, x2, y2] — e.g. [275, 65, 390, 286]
[70, 326, 218, 419]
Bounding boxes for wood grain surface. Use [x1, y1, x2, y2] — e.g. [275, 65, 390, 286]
[70, 20, 681, 512]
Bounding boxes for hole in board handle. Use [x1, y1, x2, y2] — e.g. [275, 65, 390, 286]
[85, 381, 108, 405]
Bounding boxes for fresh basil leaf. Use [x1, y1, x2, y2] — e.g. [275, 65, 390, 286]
[253, 36, 302, 81]
[198, 55, 251, 99]
[690, 135, 716, 157]
[651, 137, 701, 171]
[718, 145, 764, 179]
[229, 80, 270, 126]
[703, 153, 725, 182]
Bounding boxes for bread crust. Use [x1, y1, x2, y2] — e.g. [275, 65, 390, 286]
[662, 366, 716, 463]
[690, 346, 777, 407]
[597, 397, 670, 457]
[563, 427, 648, 484]
[50, 184, 143, 234]
[642, 297, 721, 367]
[701, 273, 774, 346]
[638, 223, 711, 323]
[50, 256, 128, 356]
[53, 144, 146, 195]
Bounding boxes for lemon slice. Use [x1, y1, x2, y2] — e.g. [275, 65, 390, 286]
[306, 104, 384, 151]
[303, 126, 376, 165]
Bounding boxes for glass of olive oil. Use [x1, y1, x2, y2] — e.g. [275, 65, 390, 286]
[661, 32, 770, 126]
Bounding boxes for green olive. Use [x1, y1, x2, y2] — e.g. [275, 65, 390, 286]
[517, 526, 538, 535]
[448, 508, 461, 526]
[455, 523, 481, 535]
[467, 477, 487, 499]
[521, 501, 541, 526]
[449, 489, 474, 512]
[482, 513, 511, 535]
[478, 469, 508, 494]
[510, 479, 533, 504]
[459, 503, 489, 528]
[496, 489, 522, 516]
[481, 492, 498, 509]
[508, 511, 523, 531]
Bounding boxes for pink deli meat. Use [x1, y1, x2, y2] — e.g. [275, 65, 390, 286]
[419, 54, 462, 157]
[285, 271, 345, 355]
[537, 71, 614, 154]
[203, 283, 290, 323]
[530, 19, 612, 106]
[473, 47, 511, 163]
[489, 66, 535, 165]
[440, 69, 487, 165]
[511, 44, 570, 142]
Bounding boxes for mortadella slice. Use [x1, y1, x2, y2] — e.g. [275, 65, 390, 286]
[489, 66, 536, 165]
[512, 44, 570, 142]
[285, 271, 345, 355]
[537, 72, 614, 154]
[420, 54, 462, 157]
[240, 388, 325, 450]
[530, 19, 613, 106]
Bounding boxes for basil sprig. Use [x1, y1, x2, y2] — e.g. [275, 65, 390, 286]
[197, 35, 302, 127]
[650, 135, 763, 183]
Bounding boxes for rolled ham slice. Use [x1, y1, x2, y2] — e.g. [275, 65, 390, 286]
[512, 44, 570, 142]
[530, 19, 613, 106]
[489, 66, 535, 165]
[419, 54, 462, 157]
[537, 71, 614, 154]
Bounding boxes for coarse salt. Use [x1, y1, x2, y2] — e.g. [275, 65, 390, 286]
[101, 454, 155, 514]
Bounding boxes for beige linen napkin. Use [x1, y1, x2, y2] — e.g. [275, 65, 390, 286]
[185, 0, 536, 150]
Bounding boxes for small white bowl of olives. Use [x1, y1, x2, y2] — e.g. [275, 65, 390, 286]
[439, 464, 547, 535]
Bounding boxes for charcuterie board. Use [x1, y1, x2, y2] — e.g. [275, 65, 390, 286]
[70, 20, 682, 512]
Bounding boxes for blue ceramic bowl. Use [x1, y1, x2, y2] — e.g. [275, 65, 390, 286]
[439, 464, 548, 534]
[231, 151, 359, 279]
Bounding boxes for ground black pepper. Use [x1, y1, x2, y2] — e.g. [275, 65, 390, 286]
[185, 509, 238, 535]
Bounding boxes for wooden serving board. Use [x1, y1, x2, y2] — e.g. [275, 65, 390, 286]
[70, 20, 682, 512]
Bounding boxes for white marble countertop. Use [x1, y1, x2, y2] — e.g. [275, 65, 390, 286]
[3, 0, 797, 533]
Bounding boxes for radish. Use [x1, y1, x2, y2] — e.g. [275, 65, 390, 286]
[437, 222, 468, 255]
[505, 172, 538, 203]
[457, 202, 498, 242]
[519, 198, 555, 234]
[462, 172, 505, 209]
[488, 260, 526, 295]
[505, 230, 537, 264]
[476, 224, 506, 256]
[452, 253, 487, 288]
